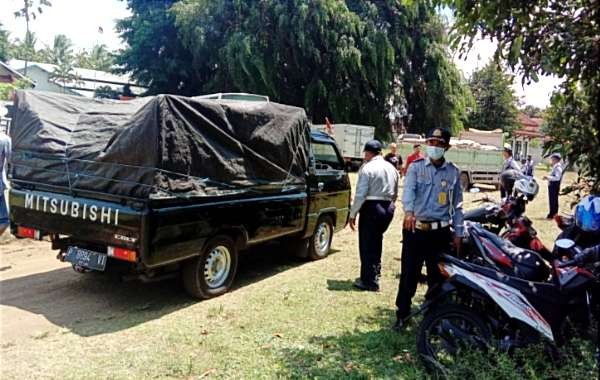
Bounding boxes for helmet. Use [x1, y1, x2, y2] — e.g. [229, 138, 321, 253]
[575, 195, 600, 232]
[513, 177, 539, 200]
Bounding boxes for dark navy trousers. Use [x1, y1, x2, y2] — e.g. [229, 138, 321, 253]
[548, 181, 560, 217]
[396, 226, 452, 319]
[358, 200, 395, 288]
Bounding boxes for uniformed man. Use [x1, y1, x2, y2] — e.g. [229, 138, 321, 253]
[500, 146, 521, 198]
[349, 140, 399, 291]
[543, 152, 563, 219]
[394, 127, 464, 329]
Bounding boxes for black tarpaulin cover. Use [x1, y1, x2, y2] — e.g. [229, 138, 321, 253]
[10, 91, 310, 199]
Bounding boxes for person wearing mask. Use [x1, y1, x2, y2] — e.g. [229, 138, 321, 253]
[0, 129, 11, 235]
[403, 144, 423, 176]
[543, 153, 563, 219]
[394, 127, 464, 330]
[349, 140, 399, 291]
[500, 146, 521, 198]
[384, 143, 403, 172]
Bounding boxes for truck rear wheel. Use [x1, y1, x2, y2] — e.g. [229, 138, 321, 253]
[309, 215, 333, 260]
[182, 235, 238, 299]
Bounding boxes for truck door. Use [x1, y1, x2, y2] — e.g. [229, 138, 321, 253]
[306, 141, 351, 235]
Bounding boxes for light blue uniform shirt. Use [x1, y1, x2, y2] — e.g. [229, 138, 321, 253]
[402, 157, 464, 236]
[547, 162, 563, 183]
[0, 133, 10, 192]
[350, 155, 399, 218]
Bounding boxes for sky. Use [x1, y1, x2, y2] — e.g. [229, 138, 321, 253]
[0, 0, 561, 108]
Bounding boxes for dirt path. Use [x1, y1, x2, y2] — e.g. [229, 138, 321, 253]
[0, 234, 190, 344]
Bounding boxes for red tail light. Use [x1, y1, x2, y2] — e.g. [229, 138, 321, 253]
[530, 238, 545, 252]
[17, 226, 41, 240]
[438, 263, 450, 278]
[107, 246, 137, 262]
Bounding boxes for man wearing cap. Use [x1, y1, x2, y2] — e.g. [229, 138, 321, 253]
[500, 146, 521, 198]
[394, 127, 464, 329]
[543, 153, 563, 219]
[349, 139, 399, 291]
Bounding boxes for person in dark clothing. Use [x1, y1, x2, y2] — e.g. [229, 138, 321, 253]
[384, 143, 403, 172]
[500, 146, 521, 198]
[394, 127, 464, 330]
[349, 140, 399, 291]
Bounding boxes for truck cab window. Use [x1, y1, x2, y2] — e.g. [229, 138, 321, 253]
[312, 142, 344, 171]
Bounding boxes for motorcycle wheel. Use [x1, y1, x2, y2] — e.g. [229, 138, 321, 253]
[417, 303, 492, 374]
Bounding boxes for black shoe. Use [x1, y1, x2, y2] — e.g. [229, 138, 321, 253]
[392, 318, 408, 331]
[353, 278, 379, 292]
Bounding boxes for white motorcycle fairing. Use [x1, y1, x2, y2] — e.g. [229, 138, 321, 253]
[443, 263, 554, 341]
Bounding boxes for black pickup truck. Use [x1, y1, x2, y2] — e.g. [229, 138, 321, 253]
[8, 91, 351, 299]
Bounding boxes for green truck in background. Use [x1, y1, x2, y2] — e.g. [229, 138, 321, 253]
[397, 136, 504, 190]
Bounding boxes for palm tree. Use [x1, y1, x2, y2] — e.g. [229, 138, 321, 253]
[13, 0, 52, 74]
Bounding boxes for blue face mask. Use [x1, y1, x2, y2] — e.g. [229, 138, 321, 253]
[426, 145, 445, 160]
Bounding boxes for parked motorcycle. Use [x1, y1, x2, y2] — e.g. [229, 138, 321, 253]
[464, 177, 553, 260]
[415, 239, 599, 373]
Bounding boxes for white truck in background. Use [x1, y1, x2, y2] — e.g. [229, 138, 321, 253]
[311, 123, 375, 171]
[397, 133, 504, 190]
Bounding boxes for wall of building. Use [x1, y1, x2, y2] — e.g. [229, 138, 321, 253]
[21, 67, 79, 96]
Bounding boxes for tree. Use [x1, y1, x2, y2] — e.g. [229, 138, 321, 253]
[75, 44, 114, 71]
[521, 105, 543, 118]
[117, 0, 471, 137]
[445, 0, 600, 190]
[93, 85, 120, 99]
[10, 31, 42, 62]
[465, 61, 519, 133]
[40, 35, 80, 92]
[41, 34, 73, 65]
[115, 0, 196, 95]
[0, 23, 10, 62]
[13, 0, 52, 74]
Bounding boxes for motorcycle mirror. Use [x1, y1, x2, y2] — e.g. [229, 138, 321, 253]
[469, 187, 481, 193]
[555, 238, 576, 250]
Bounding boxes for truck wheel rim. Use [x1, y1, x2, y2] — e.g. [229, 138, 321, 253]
[204, 246, 231, 288]
[314, 222, 331, 256]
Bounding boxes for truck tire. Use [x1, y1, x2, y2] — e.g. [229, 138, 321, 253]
[182, 235, 238, 299]
[309, 215, 333, 260]
[460, 172, 470, 191]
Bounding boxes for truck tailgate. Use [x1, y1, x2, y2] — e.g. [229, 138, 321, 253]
[9, 189, 145, 251]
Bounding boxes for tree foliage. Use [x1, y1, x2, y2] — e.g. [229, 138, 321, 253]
[465, 61, 518, 133]
[13, 0, 52, 74]
[521, 105, 543, 118]
[0, 23, 10, 62]
[93, 85, 120, 99]
[75, 44, 114, 71]
[117, 0, 471, 137]
[9, 31, 42, 62]
[115, 0, 196, 95]
[446, 0, 600, 190]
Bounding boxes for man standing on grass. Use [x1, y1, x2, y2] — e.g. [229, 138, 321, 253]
[349, 140, 399, 292]
[394, 127, 464, 330]
[384, 142, 403, 172]
[543, 153, 563, 219]
[500, 146, 521, 198]
[403, 144, 423, 175]
[0, 129, 11, 235]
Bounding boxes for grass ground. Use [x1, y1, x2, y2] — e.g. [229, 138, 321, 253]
[0, 168, 596, 379]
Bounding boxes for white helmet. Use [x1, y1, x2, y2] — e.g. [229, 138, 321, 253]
[514, 177, 539, 200]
